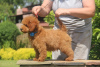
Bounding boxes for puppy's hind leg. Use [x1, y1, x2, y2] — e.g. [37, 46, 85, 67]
[59, 42, 74, 61]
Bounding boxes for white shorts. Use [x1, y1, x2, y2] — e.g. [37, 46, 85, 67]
[52, 24, 92, 60]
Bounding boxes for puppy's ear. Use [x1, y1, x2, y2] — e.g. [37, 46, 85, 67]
[29, 17, 39, 32]
[29, 22, 35, 32]
[34, 17, 40, 24]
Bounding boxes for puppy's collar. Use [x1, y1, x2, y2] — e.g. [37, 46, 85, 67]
[30, 32, 37, 37]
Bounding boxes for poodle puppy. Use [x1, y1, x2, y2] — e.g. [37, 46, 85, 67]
[20, 16, 74, 61]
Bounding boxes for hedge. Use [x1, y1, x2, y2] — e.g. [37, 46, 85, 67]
[0, 21, 21, 49]
[0, 48, 52, 60]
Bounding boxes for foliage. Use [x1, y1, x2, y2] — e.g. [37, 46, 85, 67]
[0, 0, 40, 22]
[0, 0, 24, 5]
[16, 40, 27, 50]
[0, 0, 24, 10]
[0, 3, 13, 22]
[89, 0, 100, 60]
[13, 48, 35, 60]
[0, 48, 15, 60]
[0, 48, 52, 60]
[44, 10, 55, 25]
[95, 0, 100, 11]
[0, 21, 21, 49]
[47, 51, 52, 60]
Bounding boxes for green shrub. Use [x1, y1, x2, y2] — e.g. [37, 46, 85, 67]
[0, 21, 21, 49]
[89, 0, 100, 60]
[47, 51, 52, 59]
[89, 16, 100, 60]
[0, 48, 52, 60]
[0, 2, 13, 21]
[44, 10, 55, 25]
[13, 48, 35, 60]
[0, 48, 15, 60]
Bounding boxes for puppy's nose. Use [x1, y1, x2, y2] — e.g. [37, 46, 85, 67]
[20, 28, 23, 31]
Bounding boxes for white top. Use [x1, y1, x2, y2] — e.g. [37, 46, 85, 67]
[51, 0, 92, 32]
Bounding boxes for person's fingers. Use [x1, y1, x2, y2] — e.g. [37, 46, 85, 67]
[32, 7, 35, 13]
[36, 7, 42, 17]
[32, 6, 42, 18]
[32, 7, 38, 17]
[55, 12, 60, 17]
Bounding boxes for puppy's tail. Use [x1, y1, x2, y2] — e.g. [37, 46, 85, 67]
[56, 17, 68, 32]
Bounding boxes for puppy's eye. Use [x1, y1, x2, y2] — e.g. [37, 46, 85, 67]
[24, 24, 28, 27]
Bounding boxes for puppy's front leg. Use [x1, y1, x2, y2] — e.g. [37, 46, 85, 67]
[33, 48, 39, 61]
[38, 45, 47, 62]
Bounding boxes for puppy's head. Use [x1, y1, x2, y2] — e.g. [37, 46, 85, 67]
[20, 16, 39, 33]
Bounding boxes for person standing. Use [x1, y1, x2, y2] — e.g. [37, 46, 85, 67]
[32, 0, 95, 60]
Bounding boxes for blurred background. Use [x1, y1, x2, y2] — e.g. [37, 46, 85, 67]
[0, 0, 100, 67]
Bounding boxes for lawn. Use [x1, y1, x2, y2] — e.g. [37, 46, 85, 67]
[0, 60, 19, 67]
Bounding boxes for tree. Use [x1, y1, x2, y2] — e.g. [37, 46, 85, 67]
[0, 3, 13, 22]
[0, 0, 24, 6]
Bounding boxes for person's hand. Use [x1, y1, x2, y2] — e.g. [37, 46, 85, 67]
[55, 8, 70, 17]
[32, 6, 42, 17]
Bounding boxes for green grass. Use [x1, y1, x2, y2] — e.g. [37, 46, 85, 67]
[0, 60, 19, 67]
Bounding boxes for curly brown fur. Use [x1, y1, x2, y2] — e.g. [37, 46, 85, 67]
[21, 16, 74, 61]
[56, 17, 68, 32]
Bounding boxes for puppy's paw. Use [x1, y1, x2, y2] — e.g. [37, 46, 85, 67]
[33, 58, 38, 61]
[38, 58, 45, 62]
[65, 58, 73, 61]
